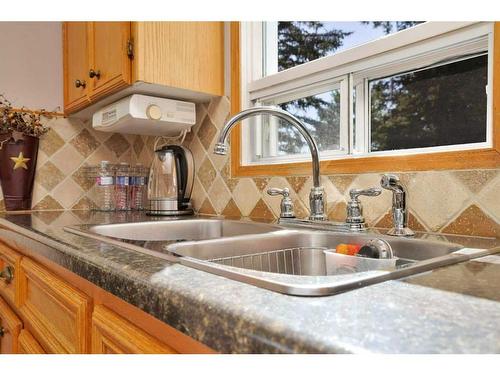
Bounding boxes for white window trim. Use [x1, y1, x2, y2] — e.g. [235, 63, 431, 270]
[239, 21, 494, 166]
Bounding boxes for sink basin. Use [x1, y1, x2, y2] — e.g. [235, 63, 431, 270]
[167, 230, 464, 275]
[77, 218, 281, 241]
[65, 218, 498, 296]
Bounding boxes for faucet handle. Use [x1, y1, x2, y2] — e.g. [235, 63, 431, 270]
[349, 187, 382, 201]
[267, 187, 290, 197]
[345, 187, 382, 230]
[267, 187, 295, 218]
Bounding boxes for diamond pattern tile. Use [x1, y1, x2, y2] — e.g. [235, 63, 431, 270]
[71, 164, 94, 192]
[232, 178, 260, 216]
[52, 178, 84, 208]
[253, 177, 269, 192]
[327, 200, 347, 222]
[197, 157, 217, 192]
[36, 161, 65, 191]
[221, 160, 238, 192]
[105, 133, 130, 158]
[133, 136, 145, 156]
[39, 128, 65, 157]
[221, 198, 242, 218]
[442, 205, 500, 237]
[477, 173, 500, 223]
[32, 195, 63, 210]
[72, 196, 94, 211]
[70, 128, 100, 158]
[249, 199, 275, 221]
[286, 176, 308, 194]
[410, 172, 470, 231]
[452, 169, 498, 194]
[197, 116, 218, 151]
[328, 175, 356, 194]
[207, 96, 230, 130]
[198, 198, 216, 215]
[50, 144, 84, 176]
[207, 176, 231, 214]
[50, 117, 83, 142]
[190, 177, 207, 212]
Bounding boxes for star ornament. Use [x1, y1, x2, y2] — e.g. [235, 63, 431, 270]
[10, 152, 31, 170]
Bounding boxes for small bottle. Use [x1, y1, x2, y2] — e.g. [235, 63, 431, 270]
[115, 162, 130, 210]
[130, 164, 149, 210]
[90, 161, 115, 211]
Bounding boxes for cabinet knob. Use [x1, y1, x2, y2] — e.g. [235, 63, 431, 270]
[74, 79, 86, 88]
[0, 327, 5, 337]
[89, 69, 101, 79]
[0, 265, 14, 284]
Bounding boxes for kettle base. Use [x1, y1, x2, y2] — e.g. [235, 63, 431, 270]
[146, 208, 194, 216]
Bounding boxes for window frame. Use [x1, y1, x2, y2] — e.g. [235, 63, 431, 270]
[229, 22, 500, 178]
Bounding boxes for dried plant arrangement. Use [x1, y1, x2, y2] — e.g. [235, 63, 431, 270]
[0, 94, 53, 138]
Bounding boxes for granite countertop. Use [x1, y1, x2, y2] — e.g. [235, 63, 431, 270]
[1, 210, 500, 353]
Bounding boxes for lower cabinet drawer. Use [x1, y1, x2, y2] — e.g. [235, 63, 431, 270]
[0, 242, 21, 307]
[0, 296, 22, 354]
[18, 257, 91, 353]
[92, 305, 177, 354]
[18, 329, 46, 354]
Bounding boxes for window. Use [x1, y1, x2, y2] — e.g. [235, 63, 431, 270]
[239, 22, 494, 167]
[369, 54, 488, 152]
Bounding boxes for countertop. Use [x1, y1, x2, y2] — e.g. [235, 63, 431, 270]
[1, 210, 500, 353]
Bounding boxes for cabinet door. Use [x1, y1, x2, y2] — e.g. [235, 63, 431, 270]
[0, 242, 21, 307]
[88, 22, 132, 101]
[133, 22, 224, 96]
[92, 305, 176, 354]
[18, 330, 46, 354]
[0, 296, 22, 354]
[63, 22, 90, 113]
[18, 258, 91, 353]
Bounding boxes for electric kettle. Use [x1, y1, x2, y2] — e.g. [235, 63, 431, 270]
[147, 145, 194, 216]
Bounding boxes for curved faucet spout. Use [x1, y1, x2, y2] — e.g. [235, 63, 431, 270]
[214, 106, 321, 188]
[214, 106, 326, 220]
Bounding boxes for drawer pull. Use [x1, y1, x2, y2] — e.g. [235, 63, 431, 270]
[89, 69, 101, 79]
[0, 265, 14, 284]
[0, 326, 6, 337]
[74, 79, 86, 88]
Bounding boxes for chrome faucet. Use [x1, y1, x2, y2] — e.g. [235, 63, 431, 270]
[380, 174, 414, 237]
[214, 106, 327, 221]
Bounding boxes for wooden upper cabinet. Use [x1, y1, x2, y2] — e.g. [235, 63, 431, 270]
[63, 22, 90, 113]
[133, 22, 225, 96]
[63, 21, 224, 114]
[88, 22, 132, 101]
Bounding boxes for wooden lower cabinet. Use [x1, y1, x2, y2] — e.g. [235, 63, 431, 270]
[18, 257, 91, 354]
[18, 330, 46, 354]
[0, 241, 212, 354]
[91, 305, 177, 354]
[0, 296, 22, 353]
[0, 241, 22, 306]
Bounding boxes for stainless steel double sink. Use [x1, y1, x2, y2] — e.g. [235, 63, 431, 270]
[65, 217, 497, 296]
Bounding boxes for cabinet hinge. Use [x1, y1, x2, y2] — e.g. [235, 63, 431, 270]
[127, 39, 134, 59]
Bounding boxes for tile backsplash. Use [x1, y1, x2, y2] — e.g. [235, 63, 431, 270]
[0, 97, 498, 238]
[0, 116, 154, 212]
[183, 97, 500, 238]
